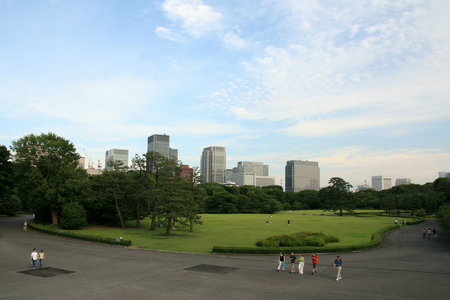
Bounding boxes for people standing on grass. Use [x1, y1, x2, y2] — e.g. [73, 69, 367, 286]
[290, 252, 297, 273]
[334, 256, 344, 281]
[298, 254, 304, 275]
[311, 253, 318, 274]
[395, 219, 398, 226]
[39, 250, 45, 268]
[277, 252, 285, 271]
[30, 248, 38, 269]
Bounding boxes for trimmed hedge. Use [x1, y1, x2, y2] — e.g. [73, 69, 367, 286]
[212, 224, 401, 254]
[28, 222, 132, 247]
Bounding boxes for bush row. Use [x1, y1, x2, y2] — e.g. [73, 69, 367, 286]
[28, 222, 132, 247]
[255, 232, 339, 247]
[212, 224, 405, 254]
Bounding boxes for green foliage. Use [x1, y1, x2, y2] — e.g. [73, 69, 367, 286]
[28, 221, 131, 246]
[59, 202, 87, 229]
[415, 208, 427, 218]
[11, 133, 81, 224]
[255, 231, 339, 247]
[0, 145, 19, 215]
[437, 203, 450, 230]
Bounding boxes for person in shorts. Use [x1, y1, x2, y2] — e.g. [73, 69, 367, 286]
[311, 253, 318, 274]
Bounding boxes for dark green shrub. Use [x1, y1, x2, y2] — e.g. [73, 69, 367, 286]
[59, 202, 87, 229]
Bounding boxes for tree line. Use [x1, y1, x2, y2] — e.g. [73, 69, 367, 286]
[1, 133, 450, 234]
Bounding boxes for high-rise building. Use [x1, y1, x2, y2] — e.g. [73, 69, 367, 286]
[285, 160, 320, 192]
[105, 149, 129, 171]
[200, 146, 226, 183]
[395, 178, 411, 186]
[147, 134, 178, 172]
[147, 134, 178, 159]
[371, 176, 393, 191]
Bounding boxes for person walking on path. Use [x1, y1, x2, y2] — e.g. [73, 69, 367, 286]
[298, 254, 304, 275]
[311, 253, 318, 274]
[39, 250, 45, 268]
[423, 228, 426, 239]
[23, 221, 27, 231]
[427, 228, 432, 239]
[290, 252, 297, 273]
[432, 228, 437, 239]
[277, 252, 285, 271]
[30, 248, 38, 269]
[334, 256, 344, 281]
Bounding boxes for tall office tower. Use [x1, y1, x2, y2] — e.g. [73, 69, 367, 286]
[147, 134, 178, 159]
[105, 149, 129, 171]
[395, 178, 412, 186]
[201, 146, 226, 183]
[147, 134, 178, 172]
[371, 176, 393, 191]
[285, 160, 320, 192]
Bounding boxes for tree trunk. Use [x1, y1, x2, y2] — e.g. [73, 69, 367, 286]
[165, 216, 172, 236]
[339, 208, 343, 216]
[113, 184, 125, 229]
[136, 199, 140, 229]
[51, 210, 58, 225]
[190, 219, 193, 233]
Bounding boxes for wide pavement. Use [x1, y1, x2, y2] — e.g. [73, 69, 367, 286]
[1, 215, 449, 299]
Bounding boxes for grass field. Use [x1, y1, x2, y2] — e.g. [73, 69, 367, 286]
[70, 210, 402, 253]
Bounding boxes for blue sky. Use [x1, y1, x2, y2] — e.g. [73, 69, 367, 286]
[1, 0, 449, 189]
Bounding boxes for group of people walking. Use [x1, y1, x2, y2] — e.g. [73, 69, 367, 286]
[423, 228, 437, 239]
[277, 252, 344, 281]
[30, 248, 45, 269]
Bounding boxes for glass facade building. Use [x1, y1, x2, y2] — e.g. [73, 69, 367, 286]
[285, 160, 320, 192]
[201, 146, 226, 183]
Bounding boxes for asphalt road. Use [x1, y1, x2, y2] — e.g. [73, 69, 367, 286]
[1, 215, 449, 300]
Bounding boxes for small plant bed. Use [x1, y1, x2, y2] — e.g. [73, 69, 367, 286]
[256, 231, 339, 247]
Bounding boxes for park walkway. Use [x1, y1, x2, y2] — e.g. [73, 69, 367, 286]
[1, 215, 449, 299]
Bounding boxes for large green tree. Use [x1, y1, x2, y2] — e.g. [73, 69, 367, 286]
[0, 145, 20, 214]
[321, 177, 355, 216]
[11, 133, 80, 224]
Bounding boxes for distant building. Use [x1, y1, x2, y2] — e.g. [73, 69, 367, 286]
[439, 171, 450, 178]
[147, 134, 178, 159]
[200, 146, 226, 183]
[147, 134, 178, 172]
[78, 157, 85, 169]
[180, 165, 193, 179]
[395, 178, 412, 186]
[230, 161, 275, 187]
[105, 149, 129, 171]
[371, 176, 392, 191]
[225, 169, 234, 182]
[285, 160, 320, 192]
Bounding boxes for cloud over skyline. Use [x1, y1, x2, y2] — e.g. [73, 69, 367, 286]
[0, 0, 449, 189]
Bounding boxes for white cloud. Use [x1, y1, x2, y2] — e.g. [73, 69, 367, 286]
[204, 0, 450, 136]
[161, 0, 222, 37]
[155, 26, 184, 42]
[222, 32, 246, 49]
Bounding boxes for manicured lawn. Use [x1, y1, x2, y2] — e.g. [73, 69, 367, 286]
[71, 210, 402, 253]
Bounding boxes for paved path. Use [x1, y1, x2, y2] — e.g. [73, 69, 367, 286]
[1, 215, 449, 299]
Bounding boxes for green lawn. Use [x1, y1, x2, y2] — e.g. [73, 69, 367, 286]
[71, 210, 401, 253]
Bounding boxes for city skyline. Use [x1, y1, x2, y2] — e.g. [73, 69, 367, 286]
[1, 1, 449, 189]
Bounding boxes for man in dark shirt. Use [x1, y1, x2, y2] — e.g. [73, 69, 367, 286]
[290, 252, 297, 273]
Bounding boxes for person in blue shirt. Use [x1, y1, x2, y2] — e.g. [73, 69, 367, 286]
[334, 256, 344, 281]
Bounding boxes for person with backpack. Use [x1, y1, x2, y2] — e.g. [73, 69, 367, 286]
[334, 256, 344, 281]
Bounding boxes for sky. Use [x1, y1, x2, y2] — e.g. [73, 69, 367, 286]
[1, 0, 449, 190]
